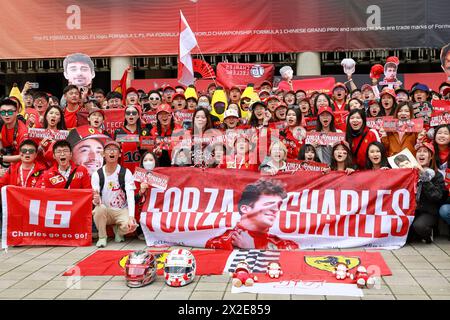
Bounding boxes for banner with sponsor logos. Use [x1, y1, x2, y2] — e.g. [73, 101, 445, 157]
[1, 186, 92, 248]
[140, 167, 418, 250]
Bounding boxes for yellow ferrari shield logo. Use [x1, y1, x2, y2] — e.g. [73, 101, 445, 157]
[119, 252, 168, 270]
[304, 255, 360, 272]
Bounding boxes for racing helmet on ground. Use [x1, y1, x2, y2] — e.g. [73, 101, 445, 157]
[125, 250, 157, 288]
[164, 249, 196, 287]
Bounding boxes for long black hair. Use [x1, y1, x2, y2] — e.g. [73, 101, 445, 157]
[433, 124, 450, 169]
[330, 142, 354, 171]
[365, 141, 390, 170]
[43, 105, 66, 130]
[345, 108, 367, 147]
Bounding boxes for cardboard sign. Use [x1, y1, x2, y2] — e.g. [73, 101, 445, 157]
[139, 136, 173, 151]
[115, 134, 140, 143]
[367, 116, 393, 130]
[27, 128, 69, 140]
[388, 148, 419, 169]
[430, 111, 450, 127]
[133, 167, 169, 190]
[141, 112, 157, 126]
[305, 132, 345, 146]
[383, 118, 424, 133]
[432, 100, 450, 113]
[285, 159, 329, 172]
[304, 117, 317, 131]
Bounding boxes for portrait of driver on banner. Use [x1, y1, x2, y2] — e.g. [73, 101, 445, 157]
[205, 178, 299, 250]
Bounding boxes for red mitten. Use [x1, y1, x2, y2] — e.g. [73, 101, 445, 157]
[370, 64, 384, 80]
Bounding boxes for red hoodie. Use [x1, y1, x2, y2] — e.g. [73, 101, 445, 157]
[0, 161, 46, 188]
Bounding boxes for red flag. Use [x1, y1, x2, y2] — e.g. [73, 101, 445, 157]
[178, 10, 198, 86]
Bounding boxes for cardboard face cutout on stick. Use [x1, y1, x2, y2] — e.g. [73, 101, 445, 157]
[63, 53, 95, 88]
[379, 60, 402, 88]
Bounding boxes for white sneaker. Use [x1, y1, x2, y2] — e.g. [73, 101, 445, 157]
[96, 238, 107, 248]
[113, 225, 125, 243]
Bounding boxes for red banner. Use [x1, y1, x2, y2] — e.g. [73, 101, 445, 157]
[430, 111, 450, 127]
[1, 186, 92, 248]
[140, 167, 418, 250]
[216, 63, 275, 90]
[277, 77, 335, 95]
[305, 132, 346, 146]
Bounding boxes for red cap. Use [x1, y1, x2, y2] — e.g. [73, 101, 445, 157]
[333, 82, 348, 93]
[162, 85, 176, 92]
[415, 140, 435, 156]
[104, 140, 121, 151]
[229, 85, 242, 92]
[380, 88, 396, 99]
[370, 64, 384, 80]
[317, 106, 334, 116]
[275, 102, 288, 110]
[265, 95, 280, 102]
[66, 125, 108, 147]
[361, 84, 374, 92]
[443, 87, 450, 96]
[333, 140, 351, 150]
[88, 107, 105, 117]
[125, 87, 138, 96]
[156, 103, 173, 115]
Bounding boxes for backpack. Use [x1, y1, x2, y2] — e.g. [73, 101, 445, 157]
[97, 166, 127, 199]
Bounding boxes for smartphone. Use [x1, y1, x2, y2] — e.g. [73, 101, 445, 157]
[29, 82, 39, 89]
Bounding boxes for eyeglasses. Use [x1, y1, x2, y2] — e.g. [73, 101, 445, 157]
[125, 111, 138, 116]
[20, 148, 36, 154]
[105, 148, 120, 153]
[0, 110, 15, 116]
[149, 97, 160, 101]
[55, 150, 71, 155]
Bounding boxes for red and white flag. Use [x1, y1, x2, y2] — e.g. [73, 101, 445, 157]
[178, 10, 198, 86]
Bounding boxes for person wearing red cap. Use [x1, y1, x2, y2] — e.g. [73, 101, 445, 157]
[0, 139, 46, 189]
[225, 134, 259, 171]
[63, 85, 83, 129]
[229, 86, 242, 105]
[379, 102, 423, 157]
[273, 103, 287, 122]
[205, 178, 298, 250]
[67, 126, 109, 176]
[380, 88, 397, 117]
[361, 84, 378, 102]
[283, 91, 296, 106]
[345, 109, 380, 169]
[265, 95, 280, 119]
[207, 83, 217, 97]
[366, 100, 384, 117]
[114, 105, 152, 173]
[91, 140, 137, 248]
[280, 107, 305, 160]
[149, 104, 183, 167]
[162, 86, 176, 104]
[87, 107, 109, 136]
[171, 93, 186, 111]
[40, 140, 91, 189]
[259, 81, 272, 93]
[313, 106, 341, 164]
[331, 83, 348, 111]
[408, 141, 446, 244]
[125, 87, 139, 106]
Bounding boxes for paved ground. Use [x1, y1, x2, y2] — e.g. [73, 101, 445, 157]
[0, 237, 449, 300]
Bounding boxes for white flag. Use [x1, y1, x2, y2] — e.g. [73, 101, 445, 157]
[178, 11, 198, 86]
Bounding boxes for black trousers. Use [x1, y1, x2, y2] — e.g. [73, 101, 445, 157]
[411, 213, 438, 239]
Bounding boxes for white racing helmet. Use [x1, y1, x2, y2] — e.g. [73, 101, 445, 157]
[164, 249, 196, 287]
[125, 250, 157, 288]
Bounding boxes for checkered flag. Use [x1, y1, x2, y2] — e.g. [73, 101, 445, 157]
[225, 249, 280, 273]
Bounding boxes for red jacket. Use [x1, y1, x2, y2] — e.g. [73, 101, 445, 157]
[350, 128, 380, 169]
[0, 161, 46, 188]
[0, 121, 28, 155]
[205, 224, 299, 250]
[281, 127, 304, 159]
[40, 161, 91, 189]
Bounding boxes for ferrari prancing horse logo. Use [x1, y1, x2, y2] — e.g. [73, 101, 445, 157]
[304, 255, 361, 272]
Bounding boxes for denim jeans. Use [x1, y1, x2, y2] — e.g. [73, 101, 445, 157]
[439, 204, 450, 225]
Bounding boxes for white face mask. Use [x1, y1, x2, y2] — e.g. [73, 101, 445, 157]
[143, 161, 155, 171]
